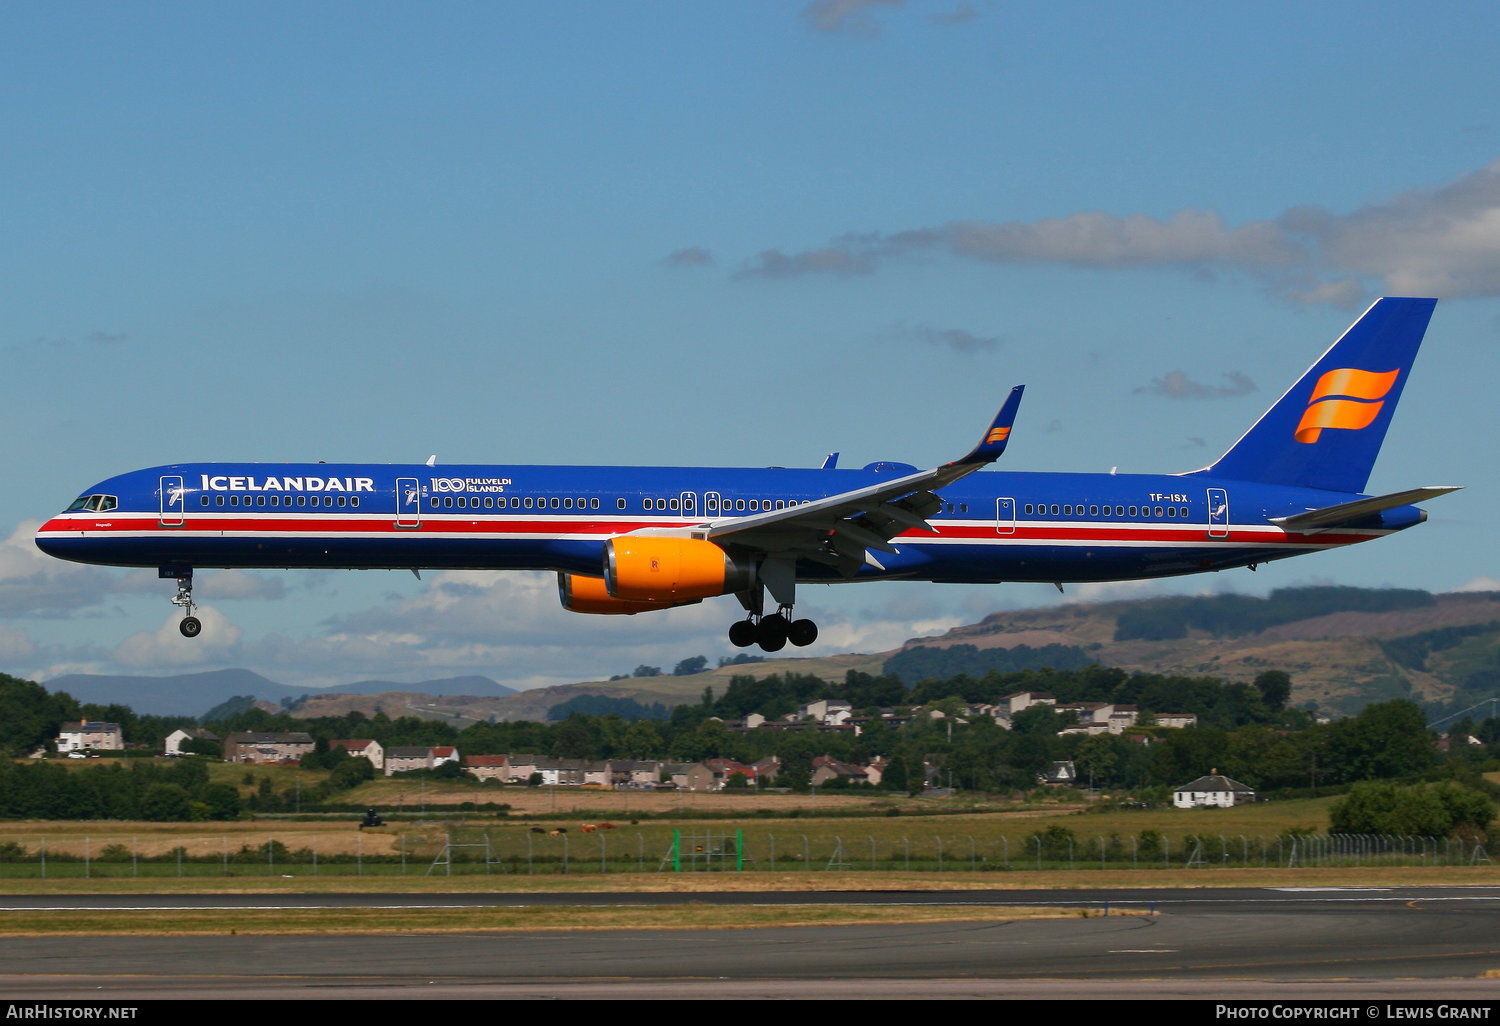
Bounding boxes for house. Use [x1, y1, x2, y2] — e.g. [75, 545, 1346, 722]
[163, 727, 218, 757]
[56, 721, 124, 754]
[331, 738, 385, 770]
[222, 732, 314, 764]
[1173, 770, 1256, 808]
[797, 699, 853, 725]
[686, 758, 760, 791]
[463, 754, 511, 781]
[810, 755, 869, 787]
[608, 760, 665, 789]
[1155, 713, 1199, 729]
[383, 746, 436, 775]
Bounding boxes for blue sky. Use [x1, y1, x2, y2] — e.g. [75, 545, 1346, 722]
[3, 1, 1497, 691]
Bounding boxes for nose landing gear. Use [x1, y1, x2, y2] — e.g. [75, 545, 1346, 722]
[160, 566, 201, 638]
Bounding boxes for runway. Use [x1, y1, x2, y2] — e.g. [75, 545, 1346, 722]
[3, 886, 1498, 999]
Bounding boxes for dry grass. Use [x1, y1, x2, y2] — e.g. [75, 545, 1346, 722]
[0, 902, 1120, 937]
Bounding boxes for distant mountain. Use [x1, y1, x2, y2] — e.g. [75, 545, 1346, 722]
[44, 668, 294, 718]
[316, 676, 518, 698]
[41, 669, 516, 719]
[38, 588, 1499, 722]
[447, 587, 1500, 722]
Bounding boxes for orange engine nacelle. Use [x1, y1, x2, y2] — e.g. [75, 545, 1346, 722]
[557, 573, 699, 615]
[604, 536, 754, 603]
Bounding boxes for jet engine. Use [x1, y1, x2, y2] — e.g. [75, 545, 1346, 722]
[604, 536, 754, 602]
[557, 572, 701, 615]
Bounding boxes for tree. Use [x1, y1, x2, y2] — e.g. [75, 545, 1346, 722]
[1327, 700, 1436, 783]
[1331, 781, 1495, 836]
[674, 656, 709, 676]
[1254, 671, 1292, 713]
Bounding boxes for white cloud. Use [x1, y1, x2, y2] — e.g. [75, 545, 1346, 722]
[731, 160, 1500, 304]
[0, 520, 120, 617]
[111, 606, 243, 668]
[804, 0, 904, 36]
[1134, 370, 1257, 399]
[1449, 576, 1500, 593]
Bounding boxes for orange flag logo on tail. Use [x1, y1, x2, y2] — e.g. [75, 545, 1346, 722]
[986, 426, 1011, 445]
[1293, 368, 1400, 444]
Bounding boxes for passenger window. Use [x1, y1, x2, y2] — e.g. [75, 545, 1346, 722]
[1154, 506, 1163, 517]
[200, 496, 209, 507]
[1128, 505, 1137, 516]
[617, 498, 626, 510]
[668, 498, 678, 511]
[216, 495, 225, 507]
[337, 496, 347, 507]
[564, 498, 574, 509]
[591, 498, 600, 509]
[1089, 505, 1098, 516]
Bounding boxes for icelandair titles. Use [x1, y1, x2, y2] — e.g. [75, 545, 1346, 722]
[200, 474, 375, 493]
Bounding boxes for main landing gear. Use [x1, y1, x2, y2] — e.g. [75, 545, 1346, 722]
[728, 611, 819, 653]
[161, 566, 201, 638]
[727, 571, 818, 652]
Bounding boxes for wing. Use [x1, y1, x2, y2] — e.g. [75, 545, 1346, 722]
[706, 386, 1024, 575]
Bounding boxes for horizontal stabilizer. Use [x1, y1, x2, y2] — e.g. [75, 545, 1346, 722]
[1270, 486, 1461, 532]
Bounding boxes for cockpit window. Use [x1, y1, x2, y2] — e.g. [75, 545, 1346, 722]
[65, 494, 118, 513]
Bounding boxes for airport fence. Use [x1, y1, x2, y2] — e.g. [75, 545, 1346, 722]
[0, 828, 1489, 877]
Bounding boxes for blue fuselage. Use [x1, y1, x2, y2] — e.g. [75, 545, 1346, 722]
[35, 461, 1424, 584]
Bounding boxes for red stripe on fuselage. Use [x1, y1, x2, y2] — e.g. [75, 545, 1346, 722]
[35, 513, 1384, 549]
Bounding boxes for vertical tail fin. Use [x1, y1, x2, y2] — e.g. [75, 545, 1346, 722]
[1190, 297, 1436, 494]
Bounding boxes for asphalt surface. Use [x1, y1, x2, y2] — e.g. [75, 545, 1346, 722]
[2, 886, 1498, 1000]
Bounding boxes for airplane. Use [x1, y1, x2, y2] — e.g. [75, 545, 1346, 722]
[35, 297, 1459, 654]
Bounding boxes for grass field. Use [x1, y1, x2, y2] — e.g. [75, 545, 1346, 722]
[2, 788, 1490, 936]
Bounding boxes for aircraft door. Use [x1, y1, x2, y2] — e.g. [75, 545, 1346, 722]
[703, 491, 723, 516]
[995, 497, 1016, 535]
[679, 491, 698, 521]
[159, 475, 185, 527]
[1207, 487, 1229, 538]
[396, 477, 421, 528]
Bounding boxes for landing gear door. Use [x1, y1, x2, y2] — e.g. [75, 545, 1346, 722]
[996, 497, 1016, 535]
[396, 477, 421, 528]
[1207, 487, 1229, 539]
[159, 475, 185, 527]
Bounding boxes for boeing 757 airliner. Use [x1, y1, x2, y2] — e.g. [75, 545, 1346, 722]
[36, 298, 1458, 652]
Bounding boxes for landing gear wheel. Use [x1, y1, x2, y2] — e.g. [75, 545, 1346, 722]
[757, 613, 789, 652]
[788, 618, 818, 647]
[728, 619, 758, 648]
[179, 616, 202, 639]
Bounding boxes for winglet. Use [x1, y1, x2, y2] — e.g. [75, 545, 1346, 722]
[954, 385, 1024, 466]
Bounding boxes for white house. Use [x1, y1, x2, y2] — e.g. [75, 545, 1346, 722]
[1173, 771, 1255, 808]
